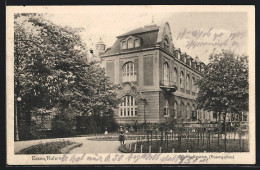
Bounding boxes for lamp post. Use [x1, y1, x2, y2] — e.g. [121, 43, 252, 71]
[15, 96, 21, 141]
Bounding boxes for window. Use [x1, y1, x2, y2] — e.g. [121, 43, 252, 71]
[197, 65, 201, 72]
[163, 62, 169, 86]
[186, 74, 190, 91]
[197, 77, 200, 93]
[192, 77, 196, 93]
[173, 68, 178, 85]
[164, 99, 169, 116]
[213, 112, 217, 119]
[119, 95, 137, 117]
[179, 102, 185, 119]
[187, 103, 191, 119]
[176, 51, 180, 59]
[122, 62, 136, 82]
[180, 71, 184, 89]
[187, 59, 191, 66]
[134, 39, 140, 47]
[192, 104, 197, 120]
[122, 41, 127, 49]
[127, 38, 134, 48]
[122, 37, 141, 49]
[183, 55, 186, 63]
[174, 102, 178, 118]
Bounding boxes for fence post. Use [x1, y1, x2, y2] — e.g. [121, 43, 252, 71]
[149, 145, 151, 153]
[141, 145, 143, 153]
[187, 150, 189, 153]
[151, 131, 153, 145]
[208, 130, 211, 151]
[129, 143, 132, 151]
[166, 133, 168, 150]
[159, 147, 162, 153]
[172, 148, 174, 153]
[134, 144, 137, 152]
[147, 132, 149, 145]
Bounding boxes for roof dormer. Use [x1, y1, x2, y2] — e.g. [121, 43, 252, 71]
[120, 36, 141, 50]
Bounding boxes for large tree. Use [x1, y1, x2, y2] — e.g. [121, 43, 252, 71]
[196, 50, 249, 124]
[14, 14, 118, 139]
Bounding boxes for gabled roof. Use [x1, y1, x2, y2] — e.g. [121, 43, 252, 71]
[117, 24, 159, 38]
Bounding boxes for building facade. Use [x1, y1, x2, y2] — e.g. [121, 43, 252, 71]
[101, 22, 216, 127]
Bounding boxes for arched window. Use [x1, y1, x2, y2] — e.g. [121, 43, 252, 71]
[127, 38, 134, 48]
[163, 62, 169, 86]
[164, 99, 169, 116]
[134, 39, 140, 47]
[119, 95, 137, 117]
[179, 102, 185, 119]
[187, 59, 191, 66]
[187, 103, 191, 120]
[176, 51, 180, 60]
[197, 65, 201, 72]
[122, 62, 136, 82]
[192, 77, 196, 93]
[122, 41, 127, 49]
[186, 74, 190, 91]
[193, 62, 197, 69]
[173, 68, 178, 85]
[183, 56, 186, 63]
[174, 101, 178, 118]
[197, 77, 200, 93]
[180, 71, 184, 89]
[192, 104, 197, 120]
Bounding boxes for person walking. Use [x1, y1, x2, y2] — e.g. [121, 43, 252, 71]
[119, 130, 125, 145]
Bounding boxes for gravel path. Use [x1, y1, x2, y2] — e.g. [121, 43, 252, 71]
[69, 139, 121, 154]
[14, 136, 128, 154]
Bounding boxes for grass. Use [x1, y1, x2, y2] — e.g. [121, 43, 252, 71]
[17, 140, 82, 154]
[87, 135, 146, 141]
[119, 138, 249, 153]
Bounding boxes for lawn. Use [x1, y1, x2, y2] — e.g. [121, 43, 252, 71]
[119, 138, 249, 153]
[87, 135, 148, 141]
[17, 140, 82, 154]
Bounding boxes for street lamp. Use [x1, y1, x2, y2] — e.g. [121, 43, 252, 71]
[15, 96, 21, 141]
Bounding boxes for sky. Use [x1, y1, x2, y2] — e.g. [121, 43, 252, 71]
[42, 6, 248, 64]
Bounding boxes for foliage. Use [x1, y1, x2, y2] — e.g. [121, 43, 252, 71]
[19, 124, 48, 140]
[51, 107, 76, 137]
[14, 14, 119, 139]
[16, 140, 76, 154]
[196, 50, 249, 120]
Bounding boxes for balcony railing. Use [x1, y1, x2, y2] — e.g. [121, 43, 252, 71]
[160, 80, 178, 91]
[122, 75, 137, 82]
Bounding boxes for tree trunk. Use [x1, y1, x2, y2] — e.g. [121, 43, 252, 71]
[218, 110, 221, 151]
[223, 111, 227, 152]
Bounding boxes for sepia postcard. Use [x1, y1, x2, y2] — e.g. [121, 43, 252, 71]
[6, 5, 255, 165]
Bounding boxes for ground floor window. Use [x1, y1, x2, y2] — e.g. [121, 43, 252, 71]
[119, 95, 137, 117]
[192, 111, 197, 120]
[213, 112, 218, 119]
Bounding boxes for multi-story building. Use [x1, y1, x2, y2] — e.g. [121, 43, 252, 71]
[100, 22, 216, 128]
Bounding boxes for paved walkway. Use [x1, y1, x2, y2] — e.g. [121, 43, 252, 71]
[69, 139, 121, 154]
[14, 136, 129, 154]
